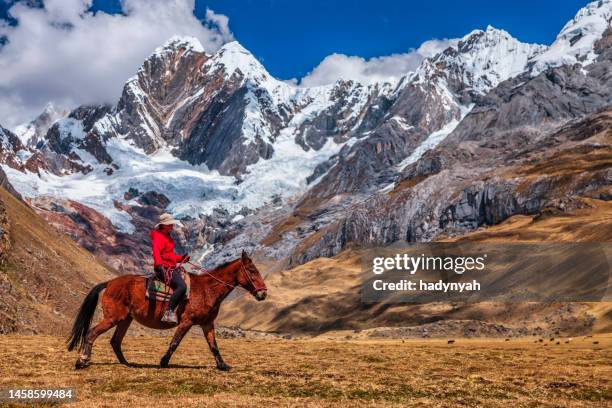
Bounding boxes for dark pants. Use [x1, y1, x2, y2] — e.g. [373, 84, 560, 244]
[155, 268, 187, 310]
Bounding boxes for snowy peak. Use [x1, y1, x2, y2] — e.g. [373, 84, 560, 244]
[204, 41, 287, 91]
[427, 26, 546, 93]
[151, 35, 206, 59]
[134, 35, 208, 87]
[13, 102, 68, 147]
[207, 41, 266, 77]
[530, 0, 612, 75]
[112, 35, 214, 153]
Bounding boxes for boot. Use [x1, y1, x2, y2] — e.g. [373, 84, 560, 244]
[162, 307, 178, 324]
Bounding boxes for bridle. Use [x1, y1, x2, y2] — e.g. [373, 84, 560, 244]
[185, 260, 266, 294]
[238, 260, 267, 293]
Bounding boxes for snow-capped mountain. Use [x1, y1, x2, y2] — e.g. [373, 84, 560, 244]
[13, 103, 69, 147]
[301, 26, 548, 199]
[425, 26, 546, 94]
[2, 36, 399, 232]
[0, 125, 28, 169]
[1, 0, 610, 273]
[530, 0, 612, 75]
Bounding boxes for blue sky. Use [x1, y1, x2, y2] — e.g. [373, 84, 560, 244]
[95, 0, 587, 79]
[0, 0, 590, 79]
[0, 0, 591, 125]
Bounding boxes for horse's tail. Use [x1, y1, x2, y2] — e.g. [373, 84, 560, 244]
[67, 282, 108, 352]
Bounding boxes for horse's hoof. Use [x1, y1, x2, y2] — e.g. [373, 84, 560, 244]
[160, 358, 170, 368]
[75, 359, 90, 369]
[216, 363, 232, 371]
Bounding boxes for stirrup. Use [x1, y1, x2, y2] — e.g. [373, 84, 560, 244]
[161, 308, 178, 324]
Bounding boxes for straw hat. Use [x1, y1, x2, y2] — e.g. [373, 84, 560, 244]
[156, 213, 182, 228]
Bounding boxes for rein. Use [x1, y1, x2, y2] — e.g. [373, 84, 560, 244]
[187, 261, 235, 288]
[186, 260, 265, 293]
[161, 258, 188, 287]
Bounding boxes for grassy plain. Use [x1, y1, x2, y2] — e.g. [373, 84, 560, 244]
[0, 334, 610, 407]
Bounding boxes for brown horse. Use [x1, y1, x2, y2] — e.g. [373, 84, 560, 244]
[67, 250, 267, 371]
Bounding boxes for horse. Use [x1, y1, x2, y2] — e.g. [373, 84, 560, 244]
[67, 250, 267, 371]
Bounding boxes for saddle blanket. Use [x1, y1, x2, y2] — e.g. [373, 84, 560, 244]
[145, 268, 191, 302]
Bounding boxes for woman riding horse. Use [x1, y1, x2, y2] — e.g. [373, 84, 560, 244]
[67, 250, 267, 371]
[151, 213, 190, 324]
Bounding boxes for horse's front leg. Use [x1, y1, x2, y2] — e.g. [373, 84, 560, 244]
[160, 320, 193, 368]
[201, 324, 231, 371]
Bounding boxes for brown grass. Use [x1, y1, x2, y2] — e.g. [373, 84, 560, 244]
[220, 250, 363, 332]
[443, 198, 612, 243]
[0, 334, 610, 407]
[389, 175, 427, 196]
[508, 147, 612, 179]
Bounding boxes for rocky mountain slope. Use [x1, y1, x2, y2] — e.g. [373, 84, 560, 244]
[0, 182, 115, 334]
[0, 0, 610, 278]
[219, 198, 612, 336]
[283, 53, 612, 265]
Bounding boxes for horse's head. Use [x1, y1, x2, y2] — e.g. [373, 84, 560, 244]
[237, 250, 267, 301]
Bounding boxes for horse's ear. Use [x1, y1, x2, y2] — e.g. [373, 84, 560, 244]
[241, 250, 248, 261]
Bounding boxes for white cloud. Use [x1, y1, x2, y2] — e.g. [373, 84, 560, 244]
[300, 38, 457, 87]
[204, 8, 232, 40]
[0, 0, 234, 128]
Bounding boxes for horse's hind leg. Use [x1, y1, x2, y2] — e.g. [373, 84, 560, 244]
[201, 323, 231, 371]
[76, 295, 129, 369]
[110, 317, 133, 365]
[76, 318, 118, 369]
[160, 320, 193, 368]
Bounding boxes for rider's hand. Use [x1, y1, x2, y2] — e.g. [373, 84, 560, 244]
[154, 265, 163, 274]
[181, 254, 190, 262]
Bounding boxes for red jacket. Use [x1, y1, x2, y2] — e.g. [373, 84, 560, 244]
[151, 229, 183, 268]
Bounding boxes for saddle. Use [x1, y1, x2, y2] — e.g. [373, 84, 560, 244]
[146, 267, 191, 302]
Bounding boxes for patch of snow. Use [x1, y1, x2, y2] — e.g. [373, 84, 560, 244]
[93, 114, 118, 135]
[231, 214, 244, 222]
[16, 150, 33, 162]
[57, 118, 86, 141]
[206, 41, 292, 101]
[390, 116, 413, 131]
[237, 125, 352, 205]
[2, 164, 136, 233]
[397, 103, 474, 170]
[13, 123, 35, 145]
[241, 84, 275, 146]
[0, 128, 12, 151]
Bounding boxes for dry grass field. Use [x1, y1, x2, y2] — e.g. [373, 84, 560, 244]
[0, 334, 610, 407]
